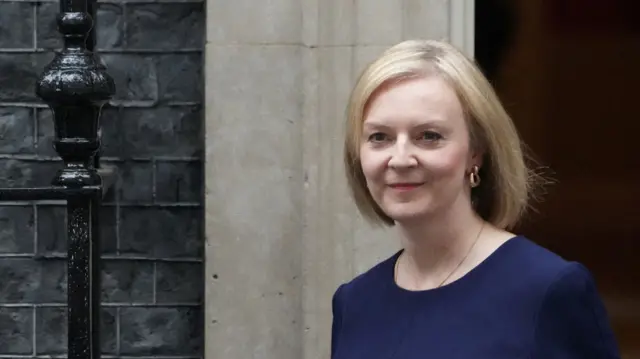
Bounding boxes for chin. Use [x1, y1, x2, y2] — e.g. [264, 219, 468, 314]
[381, 202, 436, 224]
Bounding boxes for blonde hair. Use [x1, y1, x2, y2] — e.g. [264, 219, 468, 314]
[344, 39, 539, 229]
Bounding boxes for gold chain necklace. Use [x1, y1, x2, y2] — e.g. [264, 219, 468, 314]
[394, 222, 485, 289]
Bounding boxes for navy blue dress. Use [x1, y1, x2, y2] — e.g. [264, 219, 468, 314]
[331, 236, 620, 358]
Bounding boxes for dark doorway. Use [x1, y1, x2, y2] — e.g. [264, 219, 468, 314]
[475, 0, 640, 356]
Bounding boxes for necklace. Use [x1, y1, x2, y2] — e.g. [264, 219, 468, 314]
[394, 222, 485, 289]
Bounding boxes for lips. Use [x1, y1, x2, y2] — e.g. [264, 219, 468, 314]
[388, 183, 423, 190]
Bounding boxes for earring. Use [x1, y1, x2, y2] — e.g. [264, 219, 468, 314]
[469, 165, 481, 188]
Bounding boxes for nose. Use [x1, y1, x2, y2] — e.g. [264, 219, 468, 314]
[387, 136, 418, 169]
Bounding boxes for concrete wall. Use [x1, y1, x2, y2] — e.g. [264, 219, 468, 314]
[204, 1, 474, 358]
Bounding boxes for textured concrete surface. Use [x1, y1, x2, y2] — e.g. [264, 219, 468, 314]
[0, 0, 473, 357]
[0, 0, 205, 357]
[204, 1, 474, 358]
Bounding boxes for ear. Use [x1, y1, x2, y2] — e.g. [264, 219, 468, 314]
[468, 147, 485, 170]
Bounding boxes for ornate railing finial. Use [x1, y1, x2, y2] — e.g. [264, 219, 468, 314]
[30, 2, 116, 359]
[36, 2, 115, 188]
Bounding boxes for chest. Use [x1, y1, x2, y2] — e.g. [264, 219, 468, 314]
[333, 300, 534, 359]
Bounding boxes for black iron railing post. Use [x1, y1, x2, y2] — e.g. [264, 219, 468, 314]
[36, 0, 115, 357]
[0, 0, 115, 357]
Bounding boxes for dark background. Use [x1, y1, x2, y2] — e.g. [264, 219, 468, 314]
[0, 0, 205, 357]
[476, 0, 640, 356]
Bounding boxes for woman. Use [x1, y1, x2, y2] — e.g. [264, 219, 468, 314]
[332, 40, 620, 358]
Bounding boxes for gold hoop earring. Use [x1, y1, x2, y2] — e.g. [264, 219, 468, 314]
[469, 165, 481, 188]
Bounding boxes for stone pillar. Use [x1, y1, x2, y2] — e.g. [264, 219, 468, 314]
[204, 1, 474, 358]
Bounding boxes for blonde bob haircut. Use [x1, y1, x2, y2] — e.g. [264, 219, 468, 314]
[344, 39, 538, 230]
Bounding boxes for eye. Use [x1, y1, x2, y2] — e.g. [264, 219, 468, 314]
[419, 131, 442, 142]
[367, 132, 388, 143]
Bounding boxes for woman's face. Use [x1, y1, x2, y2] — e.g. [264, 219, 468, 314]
[359, 75, 478, 224]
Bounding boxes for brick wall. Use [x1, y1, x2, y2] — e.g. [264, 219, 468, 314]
[0, 0, 204, 357]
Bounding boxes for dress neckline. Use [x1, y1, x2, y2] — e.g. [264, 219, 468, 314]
[388, 235, 525, 296]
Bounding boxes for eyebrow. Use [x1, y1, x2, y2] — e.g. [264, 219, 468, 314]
[362, 122, 389, 129]
[362, 118, 446, 129]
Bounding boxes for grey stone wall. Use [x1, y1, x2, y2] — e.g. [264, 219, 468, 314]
[0, 0, 204, 357]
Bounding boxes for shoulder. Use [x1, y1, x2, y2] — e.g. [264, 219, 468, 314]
[476, 237, 600, 314]
[481, 236, 620, 357]
[489, 236, 585, 291]
[332, 250, 399, 304]
[497, 237, 607, 303]
[530, 262, 620, 357]
[512, 239, 621, 357]
[537, 261, 603, 316]
[502, 236, 572, 274]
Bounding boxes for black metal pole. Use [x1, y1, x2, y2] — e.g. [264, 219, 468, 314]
[33, 0, 114, 357]
[0, 0, 116, 354]
[66, 196, 101, 359]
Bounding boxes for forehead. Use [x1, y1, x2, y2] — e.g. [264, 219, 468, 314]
[363, 76, 465, 128]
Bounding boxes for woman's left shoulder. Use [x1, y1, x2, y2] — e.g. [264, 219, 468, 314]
[527, 256, 621, 356]
[539, 260, 601, 307]
[491, 236, 600, 300]
[503, 236, 590, 283]
[509, 237, 621, 357]
[496, 235, 583, 284]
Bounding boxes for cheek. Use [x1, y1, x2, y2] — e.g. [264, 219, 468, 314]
[424, 147, 469, 179]
[359, 149, 386, 183]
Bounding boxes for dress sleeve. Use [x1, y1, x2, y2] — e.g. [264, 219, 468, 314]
[331, 284, 346, 359]
[530, 262, 621, 358]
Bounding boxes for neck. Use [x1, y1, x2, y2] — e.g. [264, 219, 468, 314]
[396, 195, 485, 279]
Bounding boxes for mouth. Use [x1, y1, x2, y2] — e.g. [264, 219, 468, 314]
[388, 183, 424, 191]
